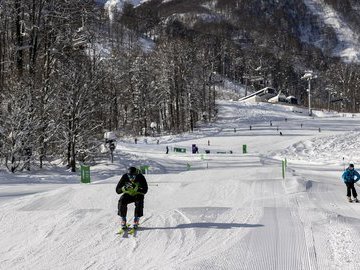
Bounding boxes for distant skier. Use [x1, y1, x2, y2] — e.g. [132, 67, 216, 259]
[116, 167, 148, 229]
[342, 163, 360, 202]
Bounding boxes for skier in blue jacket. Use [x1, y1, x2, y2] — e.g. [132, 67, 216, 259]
[342, 163, 360, 202]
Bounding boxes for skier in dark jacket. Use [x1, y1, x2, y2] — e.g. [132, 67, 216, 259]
[116, 167, 148, 228]
[342, 163, 360, 202]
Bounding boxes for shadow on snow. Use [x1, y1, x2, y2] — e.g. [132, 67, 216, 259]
[139, 222, 264, 230]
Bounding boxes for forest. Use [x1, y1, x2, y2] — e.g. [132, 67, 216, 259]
[1, 0, 360, 172]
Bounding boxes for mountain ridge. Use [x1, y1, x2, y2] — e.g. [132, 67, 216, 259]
[121, 0, 360, 63]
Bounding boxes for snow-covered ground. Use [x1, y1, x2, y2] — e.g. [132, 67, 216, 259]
[1, 101, 360, 269]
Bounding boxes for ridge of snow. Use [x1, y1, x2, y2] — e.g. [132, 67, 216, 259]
[303, 0, 360, 62]
[105, 0, 149, 21]
[274, 131, 360, 165]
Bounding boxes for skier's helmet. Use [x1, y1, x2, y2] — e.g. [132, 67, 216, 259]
[127, 166, 138, 176]
[349, 163, 355, 169]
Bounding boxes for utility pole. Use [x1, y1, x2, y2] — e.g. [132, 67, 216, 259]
[308, 78, 311, 116]
[301, 70, 317, 116]
[245, 77, 248, 97]
[326, 87, 335, 112]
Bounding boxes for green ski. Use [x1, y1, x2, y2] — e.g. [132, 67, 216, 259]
[128, 225, 139, 235]
[117, 224, 130, 236]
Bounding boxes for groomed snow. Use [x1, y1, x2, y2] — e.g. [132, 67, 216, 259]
[1, 101, 360, 269]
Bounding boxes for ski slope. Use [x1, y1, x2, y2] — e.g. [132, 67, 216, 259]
[1, 101, 360, 270]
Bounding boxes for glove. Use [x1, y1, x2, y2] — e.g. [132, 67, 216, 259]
[127, 189, 137, 196]
[121, 185, 138, 196]
[122, 183, 144, 196]
[122, 182, 133, 192]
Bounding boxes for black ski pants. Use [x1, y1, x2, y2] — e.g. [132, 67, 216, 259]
[118, 193, 144, 218]
[346, 182, 358, 198]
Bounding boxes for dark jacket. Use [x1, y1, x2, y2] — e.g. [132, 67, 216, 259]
[116, 173, 148, 196]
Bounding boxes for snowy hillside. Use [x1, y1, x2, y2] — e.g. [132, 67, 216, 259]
[105, 0, 148, 21]
[303, 0, 360, 62]
[123, 0, 360, 64]
[1, 101, 360, 269]
[105, 0, 145, 9]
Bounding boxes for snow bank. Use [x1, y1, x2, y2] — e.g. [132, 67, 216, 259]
[274, 131, 360, 165]
[282, 168, 312, 194]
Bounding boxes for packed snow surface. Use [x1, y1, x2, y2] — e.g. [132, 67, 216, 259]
[1, 101, 360, 269]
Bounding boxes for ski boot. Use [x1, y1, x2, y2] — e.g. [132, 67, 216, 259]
[354, 197, 359, 203]
[348, 196, 353, 203]
[128, 217, 140, 235]
[133, 217, 140, 229]
[121, 217, 128, 230]
[117, 218, 129, 235]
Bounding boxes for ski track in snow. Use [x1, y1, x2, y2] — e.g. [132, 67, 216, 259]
[1, 101, 360, 269]
[303, 0, 360, 62]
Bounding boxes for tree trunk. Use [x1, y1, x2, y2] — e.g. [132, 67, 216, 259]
[14, 0, 24, 76]
[70, 138, 76, 172]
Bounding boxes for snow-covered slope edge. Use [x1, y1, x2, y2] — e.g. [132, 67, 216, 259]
[105, 0, 148, 21]
[303, 0, 360, 62]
